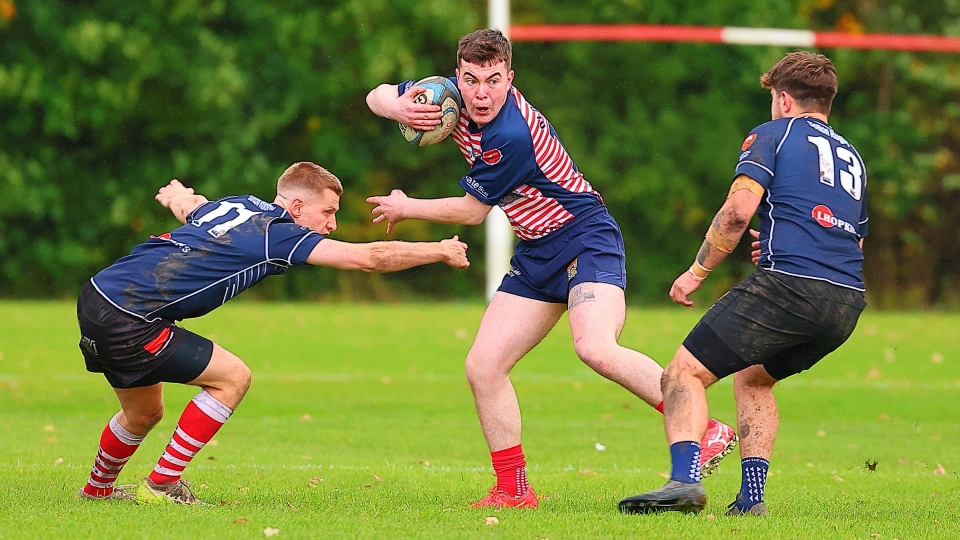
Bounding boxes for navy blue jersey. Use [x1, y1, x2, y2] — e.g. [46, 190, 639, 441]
[92, 195, 323, 321]
[399, 79, 602, 241]
[736, 117, 868, 290]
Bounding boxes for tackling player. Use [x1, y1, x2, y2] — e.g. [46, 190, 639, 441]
[77, 162, 469, 504]
[618, 52, 868, 516]
[365, 29, 737, 508]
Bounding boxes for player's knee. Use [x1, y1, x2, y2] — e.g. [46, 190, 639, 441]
[573, 336, 614, 372]
[126, 405, 164, 432]
[235, 362, 252, 392]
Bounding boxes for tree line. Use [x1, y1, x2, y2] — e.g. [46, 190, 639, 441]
[2, 0, 958, 308]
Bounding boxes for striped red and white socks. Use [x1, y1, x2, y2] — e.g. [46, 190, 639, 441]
[82, 413, 144, 498]
[491, 444, 530, 497]
[148, 390, 233, 485]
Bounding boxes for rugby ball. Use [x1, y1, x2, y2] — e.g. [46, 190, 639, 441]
[399, 76, 462, 146]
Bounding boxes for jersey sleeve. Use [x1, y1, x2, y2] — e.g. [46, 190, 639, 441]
[734, 122, 784, 188]
[267, 223, 324, 265]
[397, 80, 415, 96]
[184, 199, 219, 223]
[458, 131, 533, 205]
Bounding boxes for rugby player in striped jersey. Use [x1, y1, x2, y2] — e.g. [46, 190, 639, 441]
[366, 29, 737, 509]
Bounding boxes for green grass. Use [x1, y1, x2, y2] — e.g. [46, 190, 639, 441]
[1, 301, 959, 539]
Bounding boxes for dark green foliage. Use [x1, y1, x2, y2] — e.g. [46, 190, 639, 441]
[2, 0, 959, 306]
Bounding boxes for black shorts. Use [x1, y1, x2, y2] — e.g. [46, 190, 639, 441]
[683, 269, 866, 381]
[77, 281, 214, 389]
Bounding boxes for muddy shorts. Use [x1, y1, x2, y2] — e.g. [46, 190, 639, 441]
[683, 269, 866, 380]
[77, 281, 213, 389]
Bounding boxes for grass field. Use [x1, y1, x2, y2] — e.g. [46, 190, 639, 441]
[1, 301, 959, 539]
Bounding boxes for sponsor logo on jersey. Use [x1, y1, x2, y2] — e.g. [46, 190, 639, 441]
[567, 258, 578, 281]
[812, 204, 857, 234]
[150, 232, 192, 253]
[741, 133, 757, 151]
[507, 266, 521, 278]
[463, 176, 490, 199]
[482, 148, 502, 166]
[739, 150, 751, 161]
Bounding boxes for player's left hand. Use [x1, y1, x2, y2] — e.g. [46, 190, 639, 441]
[748, 228, 761, 266]
[366, 189, 408, 234]
[156, 179, 194, 208]
[669, 271, 704, 307]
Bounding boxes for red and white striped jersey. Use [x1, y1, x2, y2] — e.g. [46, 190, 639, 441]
[448, 85, 603, 241]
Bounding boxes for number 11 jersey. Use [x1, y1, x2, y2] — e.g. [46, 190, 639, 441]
[92, 195, 323, 322]
[736, 116, 868, 291]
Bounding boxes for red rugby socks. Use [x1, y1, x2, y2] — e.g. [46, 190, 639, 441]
[492, 444, 530, 497]
[148, 390, 233, 485]
[655, 400, 665, 413]
[83, 413, 144, 497]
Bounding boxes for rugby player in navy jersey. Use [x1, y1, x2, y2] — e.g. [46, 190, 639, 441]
[365, 29, 736, 508]
[77, 162, 469, 504]
[619, 52, 868, 516]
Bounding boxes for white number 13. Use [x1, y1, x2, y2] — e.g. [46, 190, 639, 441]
[808, 136, 863, 200]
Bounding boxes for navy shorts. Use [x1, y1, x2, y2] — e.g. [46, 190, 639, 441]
[498, 206, 627, 304]
[77, 281, 214, 389]
[683, 269, 866, 381]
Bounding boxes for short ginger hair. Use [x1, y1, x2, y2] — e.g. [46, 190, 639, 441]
[277, 162, 343, 199]
[761, 51, 838, 115]
[457, 29, 512, 70]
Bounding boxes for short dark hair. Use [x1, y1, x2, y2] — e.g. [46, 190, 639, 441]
[457, 29, 512, 70]
[277, 162, 343, 198]
[760, 51, 838, 115]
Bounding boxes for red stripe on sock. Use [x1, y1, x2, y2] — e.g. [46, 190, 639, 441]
[655, 401, 665, 413]
[149, 400, 226, 485]
[83, 420, 141, 498]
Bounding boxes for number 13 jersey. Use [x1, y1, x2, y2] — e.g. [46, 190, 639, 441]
[736, 116, 868, 291]
[92, 195, 324, 322]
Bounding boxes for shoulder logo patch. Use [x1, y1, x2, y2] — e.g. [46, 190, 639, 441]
[741, 133, 757, 151]
[482, 148, 502, 166]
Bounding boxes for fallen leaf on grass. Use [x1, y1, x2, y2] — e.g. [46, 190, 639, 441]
[220, 500, 241, 506]
[286, 502, 298, 510]
[659, 471, 670, 479]
[485, 517, 499, 526]
[832, 475, 844, 482]
[54, 458, 63, 464]
[933, 463, 947, 475]
[239, 486, 250, 493]
[264, 527, 280, 537]
[300, 414, 312, 422]
[595, 442, 606, 451]
[705, 514, 715, 520]
[43, 425, 55, 432]
[870, 534, 880, 538]
[233, 517, 248, 524]
[374, 475, 383, 482]
[578, 469, 596, 475]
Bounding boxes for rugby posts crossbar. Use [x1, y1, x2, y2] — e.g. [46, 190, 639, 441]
[510, 24, 960, 52]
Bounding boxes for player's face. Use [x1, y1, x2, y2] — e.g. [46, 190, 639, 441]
[456, 60, 515, 127]
[299, 189, 340, 235]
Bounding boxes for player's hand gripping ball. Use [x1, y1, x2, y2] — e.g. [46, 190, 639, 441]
[399, 76, 463, 146]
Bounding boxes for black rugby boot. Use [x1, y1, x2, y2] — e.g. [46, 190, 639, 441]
[618, 480, 706, 515]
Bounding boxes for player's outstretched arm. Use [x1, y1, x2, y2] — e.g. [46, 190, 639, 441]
[156, 179, 209, 224]
[366, 83, 443, 131]
[366, 190, 492, 234]
[670, 174, 763, 307]
[305, 236, 469, 272]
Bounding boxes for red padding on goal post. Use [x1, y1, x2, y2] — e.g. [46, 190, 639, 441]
[814, 31, 960, 52]
[511, 23, 960, 53]
[511, 24, 723, 44]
